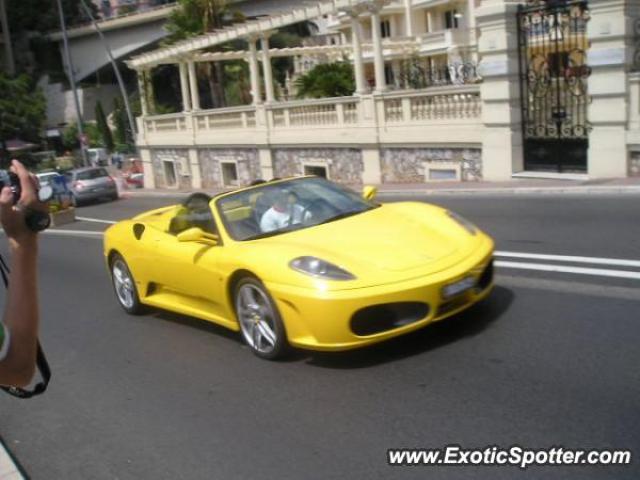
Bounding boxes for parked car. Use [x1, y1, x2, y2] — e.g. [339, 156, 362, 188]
[123, 171, 144, 189]
[65, 167, 118, 206]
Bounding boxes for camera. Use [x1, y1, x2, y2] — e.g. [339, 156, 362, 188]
[0, 169, 52, 232]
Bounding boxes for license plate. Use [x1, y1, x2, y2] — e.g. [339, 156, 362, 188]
[442, 276, 476, 299]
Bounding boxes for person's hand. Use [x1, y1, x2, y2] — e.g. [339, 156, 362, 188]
[0, 160, 47, 248]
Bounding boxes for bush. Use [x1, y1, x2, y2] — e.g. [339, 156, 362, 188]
[295, 63, 355, 99]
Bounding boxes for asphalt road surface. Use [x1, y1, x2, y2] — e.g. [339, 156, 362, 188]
[0, 193, 638, 480]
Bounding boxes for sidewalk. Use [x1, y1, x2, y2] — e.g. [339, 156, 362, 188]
[120, 176, 640, 198]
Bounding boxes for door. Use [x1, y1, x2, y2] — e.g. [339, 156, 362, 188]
[517, 0, 591, 172]
[153, 201, 227, 320]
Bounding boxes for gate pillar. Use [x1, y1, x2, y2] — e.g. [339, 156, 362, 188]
[477, 0, 524, 181]
[587, 0, 636, 178]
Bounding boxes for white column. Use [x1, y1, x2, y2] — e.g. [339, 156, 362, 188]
[188, 148, 202, 189]
[466, 0, 476, 31]
[188, 61, 200, 111]
[247, 37, 262, 105]
[146, 68, 156, 114]
[178, 62, 191, 112]
[260, 34, 275, 103]
[137, 70, 148, 116]
[404, 0, 414, 37]
[426, 10, 433, 33]
[476, 0, 523, 180]
[586, 0, 635, 178]
[370, 8, 387, 93]
[350, 14, 368, 94]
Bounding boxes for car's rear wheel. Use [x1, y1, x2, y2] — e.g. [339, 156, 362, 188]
[111, 254, 144, 314]
[234, 278, 288, 359]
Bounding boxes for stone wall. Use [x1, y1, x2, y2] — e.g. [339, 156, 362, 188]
[272, 148, 364, 183]
[630, 151, 640, 177]
[380, 148, 482, 183]
[198, 148, 261, 188]
[150, 149, 191, 189]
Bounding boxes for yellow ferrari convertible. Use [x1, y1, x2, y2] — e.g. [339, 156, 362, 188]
[104, 177, 494, 359]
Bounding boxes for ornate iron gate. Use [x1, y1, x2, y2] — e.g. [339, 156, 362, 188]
[517, 0, 591, 172]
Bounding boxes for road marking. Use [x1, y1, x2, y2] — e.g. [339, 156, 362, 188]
[42, 229, 103, 237]
[496, 274, 640, 301]
[495, 251, 640, 268]
[495, 261, 640, 280]
[76, 216, 117, 225]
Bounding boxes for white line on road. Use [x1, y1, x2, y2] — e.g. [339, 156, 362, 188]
[495, 261, 640, 280]
[42, 229, 103, 237]
[495, 251, 640, 268]
[76, 216, 117, 225]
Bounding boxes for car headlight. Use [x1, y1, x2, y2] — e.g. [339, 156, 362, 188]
[447, 210, 477, 235]
[289, 256, 356, 280]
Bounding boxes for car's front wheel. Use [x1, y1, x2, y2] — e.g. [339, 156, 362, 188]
[234, 277, 288, 359]
[111, 254, 144, 314]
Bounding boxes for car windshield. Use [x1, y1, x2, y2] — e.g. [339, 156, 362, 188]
[217, 177, 378, 241]
[76, 168, 109, 180]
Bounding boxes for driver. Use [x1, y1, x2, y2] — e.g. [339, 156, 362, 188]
[260, 190, 308, 233]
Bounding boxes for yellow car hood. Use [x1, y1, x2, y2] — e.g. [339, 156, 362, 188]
[248, 202, 488, 289]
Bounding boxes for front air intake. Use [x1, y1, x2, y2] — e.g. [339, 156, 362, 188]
[350, 302, 430, 336]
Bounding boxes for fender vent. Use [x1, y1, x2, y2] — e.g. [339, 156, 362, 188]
[133, 223, 145, 240]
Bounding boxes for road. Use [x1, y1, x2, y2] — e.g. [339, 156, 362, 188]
[0, 193, 639, 479]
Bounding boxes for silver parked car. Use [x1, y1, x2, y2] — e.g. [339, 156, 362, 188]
[65, 167, 118, 206]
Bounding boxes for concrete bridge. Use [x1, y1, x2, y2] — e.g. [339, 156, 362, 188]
[47, 0, 308, 81]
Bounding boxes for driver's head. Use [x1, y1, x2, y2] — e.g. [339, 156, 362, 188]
[272, 190, 290, 211]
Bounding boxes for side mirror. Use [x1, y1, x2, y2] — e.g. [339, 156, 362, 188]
[176, 227, 219, 245]
[362, 185, 378, 201]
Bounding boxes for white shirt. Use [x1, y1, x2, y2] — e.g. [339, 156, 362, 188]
[260, 204, 308, 232]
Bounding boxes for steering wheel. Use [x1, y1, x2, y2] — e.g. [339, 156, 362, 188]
[298, 199, 326, 226]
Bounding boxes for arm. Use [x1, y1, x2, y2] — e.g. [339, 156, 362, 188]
[260, 209, 276, 233]
[0, 237, 38, 386]
[0, 160, 45, 387]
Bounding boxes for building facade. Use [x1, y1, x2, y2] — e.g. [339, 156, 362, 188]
[129, 0, 640, 190]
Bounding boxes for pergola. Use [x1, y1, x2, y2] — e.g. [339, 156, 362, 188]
[127, 0, 415, 115]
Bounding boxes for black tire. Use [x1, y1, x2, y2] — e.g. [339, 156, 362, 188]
[110, 192, 119, 202]
[234, 277, 289, 360]
[110, 253, 145, 315]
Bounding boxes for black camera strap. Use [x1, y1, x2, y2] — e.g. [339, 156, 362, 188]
[0, 253, 51, 399]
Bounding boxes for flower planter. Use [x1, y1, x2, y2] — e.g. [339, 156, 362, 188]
[49, 207, 76, 227]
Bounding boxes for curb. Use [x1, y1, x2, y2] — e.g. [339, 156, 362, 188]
[376, 186, 640, 196]
[121, 185, 640, 198]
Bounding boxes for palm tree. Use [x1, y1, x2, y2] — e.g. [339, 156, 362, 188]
[164, 0, 244, 108]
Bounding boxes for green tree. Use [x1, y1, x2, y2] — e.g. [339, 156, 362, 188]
[0, 74, 45, 163]
[95, 101, 114, 152]
[112, 97, 136, 152]
[295, 63, 355, 99]
[62, 122, 101, 151]
[7, 0, 96, 34]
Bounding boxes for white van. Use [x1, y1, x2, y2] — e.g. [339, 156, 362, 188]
[87, 148, 109, 166]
